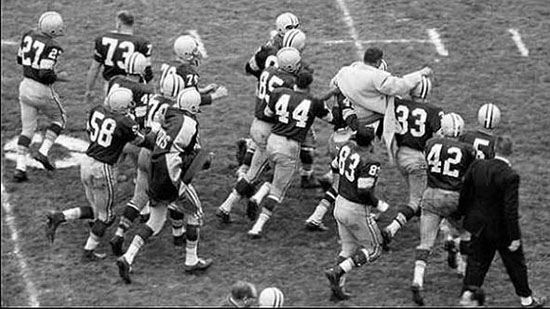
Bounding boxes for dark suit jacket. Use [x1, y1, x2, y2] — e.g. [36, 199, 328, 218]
[457, 158, 521, 246]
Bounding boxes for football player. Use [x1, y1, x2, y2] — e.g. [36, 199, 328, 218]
[14, 11, 69, 181]
[160, 34, 228, 105]
[216, 47, 302, 224]
[247, 70, 334, 238]
[380, 76, 444, 247]
[410, 113, 476, 306]
[258, 287, 285, 308]
[85, 10, 153, 104]
[116, 88, 213, 284]
[109, 72, 186, 257]
[44, 88, 155, 261]
[324, 126, 389, 301]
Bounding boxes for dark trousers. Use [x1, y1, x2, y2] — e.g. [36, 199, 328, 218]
[463, 233, 532, 297]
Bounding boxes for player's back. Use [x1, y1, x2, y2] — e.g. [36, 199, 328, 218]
[152, 107, 199, 159]
[425, 136, 476, 191]
[269, 87, 328, 143]
[107, 76, 155, 129]
[255, 67, 296, 122]
[160, 61, 200, 89]
[94, 31, 152, 81]
[85, 105, 139, 165]
[335, 142, 381, 205]
[459, 129, 496, 159]
[395, 97, 443, 151]
[17, 29, 63, 85]
[245, 45, 279, 80]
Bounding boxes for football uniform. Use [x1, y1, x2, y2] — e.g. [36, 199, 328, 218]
[107, 76, 155, 130]
[17, 29, 66, 139]
[394, 98, 443, 212]
[459, 129, 496, 159]
[264, 87, 331, 201]
[93, 31, 153, 83]
[331, 142, 383, 258]
[82, 105, 144, 223]
[160, 62, 214, 106]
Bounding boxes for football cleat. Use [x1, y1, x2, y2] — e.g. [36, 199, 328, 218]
[13, 169, 28, 182]
[110, 236, 125, 257]
[116, 256, 132, 284]
[247, 229, 263, 239]
[183, 258, 213, 273]
[380, 229, 392, 251]
[81, 250, 107, 263]
[522, 296, 547, 308]
[444, 240, 458, 269]
[411, 284, 425, 306]
[304, 220, 329, 232]
[34, 152, 56, 171]
[246, 200, 259, 221]
[216, 208, 231, 224]
[45, 211, 66, 243]
[325, 268, 351, 300]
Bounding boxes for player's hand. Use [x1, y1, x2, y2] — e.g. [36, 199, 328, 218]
[211, 86, 228, 100]
[203, 83, 218, 93]
[508, 239, 521, 252]
[420, 66, 433, 76]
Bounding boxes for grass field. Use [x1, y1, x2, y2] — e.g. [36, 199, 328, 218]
[2, 0, 549, 307]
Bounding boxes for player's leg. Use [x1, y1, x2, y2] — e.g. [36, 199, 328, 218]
[236, 137, 255, 179]
[383, 147, 426, 245]
[299, 128, 321, 188]
[111, 148, 151, 256]
[34, 87, 66, 171]
[248, 135, 298, 238]
[14, 79, 41, 181]
[117, 199, 168, 283]
[168, 202, 186, 248]
[305, 168, 339, 231]
[82, 162, 116, 261]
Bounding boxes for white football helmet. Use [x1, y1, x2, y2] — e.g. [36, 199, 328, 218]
[176, 87, 201, 114]
[160, 73, 186, 99]
[276, 12, 300, 34]
[477, 103, 501, 129]
[124, 52, 147, 76]
[440, 112, 465, 137]
[410, 76, 432, 100]
[173, 35, 202, 65]
[258, 287, 284, 308]
[106, 87, 133, 113]
[282, 28, 306, 52]
[38, 11, 64, 37]
[277, 47, 301, 73]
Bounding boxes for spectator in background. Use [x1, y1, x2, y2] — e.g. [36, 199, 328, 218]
[454, 135, 546, 308]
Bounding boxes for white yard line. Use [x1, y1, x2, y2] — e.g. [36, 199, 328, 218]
[1, 39, 18, 46]
[334, 0, 363, 59]
[508, 28, 529, 57]
[1, 182, 40, 307]
[427, 28, 449, 56]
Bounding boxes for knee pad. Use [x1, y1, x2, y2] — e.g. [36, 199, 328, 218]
[17, 135, 32, 147]
[235, 178, 255, 198]
[186, 224, 199, 241]
[47, 123, 64, 135]
[459, 240, 472, 256]
[263, 197, 278, 212]
[91, 220, 109, 238]
[136, 224, 154, 241]
[299, 147, 314, 165]
[415, 248, 430, 262]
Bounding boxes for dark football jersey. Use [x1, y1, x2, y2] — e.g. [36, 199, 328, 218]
[255, 67, 296, 122]
[333, 142, 381, 205]
[145, 94, 174, 130]
[160, 61, 200, 89]
[17, 30, 63, 85]
[395, 98, 443, 151]
[268, 87, 329, 143]
[459, 129, 496, 159]
[85, 105, 140, 165]
[93, 31, 152, 81]
[425, 137, 476, 191]
[245, 45, 279, 80]
[107, 76, 155, 129]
